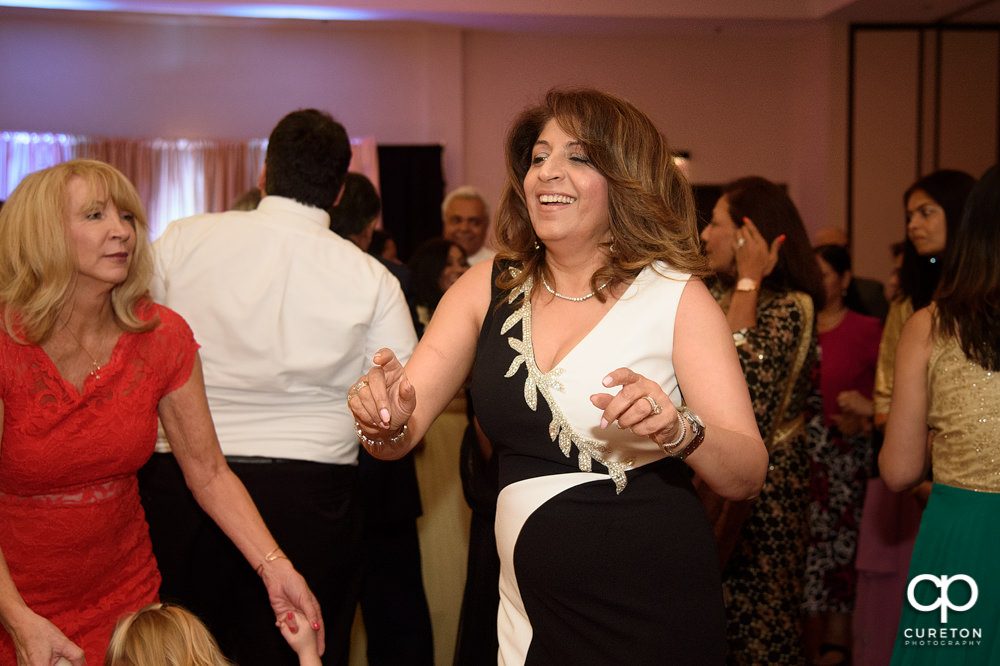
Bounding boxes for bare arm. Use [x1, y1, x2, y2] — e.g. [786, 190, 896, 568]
[158, 356, 325, 654]
[879, 307, 934, 491]
[0, 400, 87, 666]
[349, 260, 493, 458]
[673, 280, 768, 498]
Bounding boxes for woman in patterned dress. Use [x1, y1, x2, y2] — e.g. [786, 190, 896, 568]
[347, 88, 768, 664]
[803, 244, 882, 664]
[0, 160, 321, 665]
[699, 176, 825, 665]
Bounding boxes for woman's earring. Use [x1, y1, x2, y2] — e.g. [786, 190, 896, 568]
[609, 233, 616, 255]
[534, 239, 541, 251]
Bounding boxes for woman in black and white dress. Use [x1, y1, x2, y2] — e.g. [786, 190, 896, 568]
[348, 88, 766, 664]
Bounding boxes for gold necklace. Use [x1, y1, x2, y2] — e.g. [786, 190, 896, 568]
[62, 321, 106, 380]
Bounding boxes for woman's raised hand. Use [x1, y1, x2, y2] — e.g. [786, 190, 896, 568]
[348, 348, 415, 438]
[734, 217, 784, 282]
[589, 367, 683, 446]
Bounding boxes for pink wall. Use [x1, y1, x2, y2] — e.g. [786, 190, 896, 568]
[0, 11, 849, 245]
[462, 23, 848, 234]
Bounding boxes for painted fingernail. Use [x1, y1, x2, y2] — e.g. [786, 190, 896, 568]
[742, 217, 751, 224]
[602, 375, 612, 387]
[313, 622, 320, 630]
[600, 417, 609, 429]
[380, 409, 390, 423]
[777, 234, 787, 242]
[288, 612, 294, 620]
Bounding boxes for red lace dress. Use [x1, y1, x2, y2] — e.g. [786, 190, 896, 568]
[0, 304, 198, 663]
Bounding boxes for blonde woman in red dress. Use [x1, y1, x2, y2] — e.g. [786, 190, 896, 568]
[0, 160, 322, 665]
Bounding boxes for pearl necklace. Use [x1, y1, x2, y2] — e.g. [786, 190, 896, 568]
[540, 275, 609, 302]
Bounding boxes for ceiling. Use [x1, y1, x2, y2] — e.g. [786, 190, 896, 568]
[0, 0, 998, 30]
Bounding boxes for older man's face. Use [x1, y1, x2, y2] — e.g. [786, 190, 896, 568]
[443, 198, 488, 256]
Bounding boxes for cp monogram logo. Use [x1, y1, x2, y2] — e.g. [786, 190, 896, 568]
[907, 574, 978, 623]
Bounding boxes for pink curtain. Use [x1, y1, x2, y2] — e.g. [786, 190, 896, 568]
[1, 132, 378, 239]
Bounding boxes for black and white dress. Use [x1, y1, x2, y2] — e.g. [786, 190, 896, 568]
[470, 261, 726, 665]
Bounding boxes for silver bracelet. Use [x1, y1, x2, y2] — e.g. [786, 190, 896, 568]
[355, 422, 408, 448]
[659, 411, 687, 451]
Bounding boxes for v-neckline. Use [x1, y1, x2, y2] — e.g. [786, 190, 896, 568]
[527, 267, 642, 376]
[37, 330, 126, 397]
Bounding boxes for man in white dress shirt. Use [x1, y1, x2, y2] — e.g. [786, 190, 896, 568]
[442, 185, 495, 265]
[142, 109, 417, 666]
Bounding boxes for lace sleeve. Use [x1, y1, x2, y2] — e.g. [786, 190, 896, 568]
[150, 305, 201, 395]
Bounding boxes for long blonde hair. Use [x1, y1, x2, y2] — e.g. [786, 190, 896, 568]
[104, 603, 232, 666]
[0, 159, 156, 343]
[494, 87, 708, 300]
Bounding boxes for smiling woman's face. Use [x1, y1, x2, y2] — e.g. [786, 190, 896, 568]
[523, 118, 610, 249]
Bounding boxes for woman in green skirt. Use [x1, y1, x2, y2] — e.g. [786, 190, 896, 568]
[880, 164, 1000, 666]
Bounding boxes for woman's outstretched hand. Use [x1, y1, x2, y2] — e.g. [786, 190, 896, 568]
[347, 349, 416, 451]
[589, 367, 683, 446]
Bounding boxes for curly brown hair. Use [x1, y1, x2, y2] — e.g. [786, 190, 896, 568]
[494, 87, 707, 300]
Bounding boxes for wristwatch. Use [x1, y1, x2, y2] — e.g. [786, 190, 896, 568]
[675, 408, 706, 460]
[735, 277, 759, 292]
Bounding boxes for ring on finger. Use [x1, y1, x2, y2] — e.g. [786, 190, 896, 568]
[643, 395, 663, 416]
[737, 237, 746, 248]
[352, 379, 368, 392]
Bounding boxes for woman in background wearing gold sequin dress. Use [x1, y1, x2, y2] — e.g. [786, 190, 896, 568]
[880, 165, 1000, 665]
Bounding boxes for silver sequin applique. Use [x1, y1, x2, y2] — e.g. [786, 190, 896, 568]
[501, 272, 633, 493]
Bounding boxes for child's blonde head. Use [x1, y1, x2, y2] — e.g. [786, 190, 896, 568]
[105, 603, 232, 666]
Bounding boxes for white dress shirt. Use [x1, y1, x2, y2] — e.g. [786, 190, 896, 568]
[466, 245, 497, 266]
[151, 196, 417, 465]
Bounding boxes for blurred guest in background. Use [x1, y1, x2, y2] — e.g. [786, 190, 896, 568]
[812, 226, 888, 321]
[408, 238, 469, 337]
[329, 172, 432, 666]
[803, 244, 882, 665]
[441, 186, 494, 266]
[853, 168, 975, 665]
[330, 172, 434, 666]
[700, 175, 824, 665]
[880, 165, 1000, 665]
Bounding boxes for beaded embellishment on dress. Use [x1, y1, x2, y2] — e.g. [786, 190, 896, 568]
[500, 270, 633, 493]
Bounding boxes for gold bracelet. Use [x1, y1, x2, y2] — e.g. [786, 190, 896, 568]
[255, 546, 290, 577]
